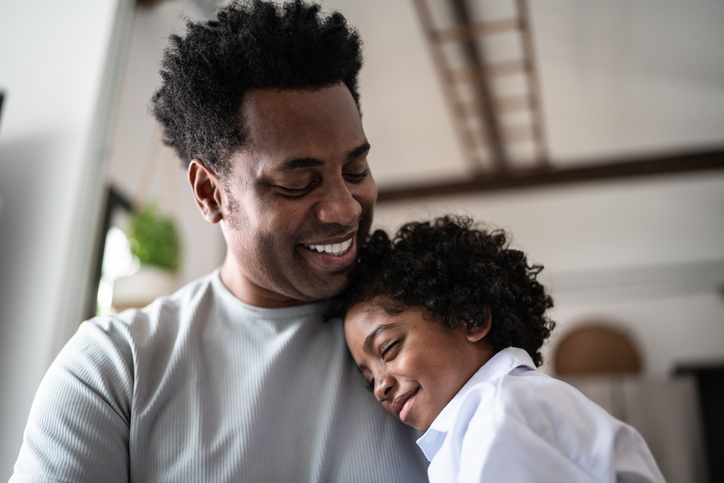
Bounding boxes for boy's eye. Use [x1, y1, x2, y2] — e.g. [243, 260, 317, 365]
[366, 378, 375, 392]
[380, 340, 400, 360]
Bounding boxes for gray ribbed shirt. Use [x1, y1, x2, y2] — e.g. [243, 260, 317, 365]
[11, 271, 428, 482]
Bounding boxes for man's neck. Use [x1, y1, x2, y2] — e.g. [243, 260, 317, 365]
[219, 258, 313, 308]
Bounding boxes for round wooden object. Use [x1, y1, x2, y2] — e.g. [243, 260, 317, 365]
[554, 324, 642, 376]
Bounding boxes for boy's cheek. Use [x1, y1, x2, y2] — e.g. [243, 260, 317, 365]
[382, 403, 396, 419]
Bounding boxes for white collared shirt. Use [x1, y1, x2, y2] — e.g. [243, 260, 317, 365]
[417, 347, 665, 483]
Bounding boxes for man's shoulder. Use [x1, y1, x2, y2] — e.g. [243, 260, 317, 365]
[134, 270, 218, 312]
[72, 272, 219, 357]
[101, 271, 218, 323]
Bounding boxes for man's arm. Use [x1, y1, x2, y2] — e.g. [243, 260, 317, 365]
[11, 319, 134, 483]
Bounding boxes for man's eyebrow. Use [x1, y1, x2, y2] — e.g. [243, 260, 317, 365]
[363, 323, 396, 353]
[277, 142, 369, 172]
[347, 142, 370, 159]
[280, 157, 325, 171]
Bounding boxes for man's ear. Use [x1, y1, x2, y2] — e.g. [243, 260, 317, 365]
[466, 310, 492, 343]
[188, 159, 223, 224]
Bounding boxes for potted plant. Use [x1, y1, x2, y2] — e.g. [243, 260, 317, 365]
[112, 202, 183, 311]
[128, 202, 182, 273]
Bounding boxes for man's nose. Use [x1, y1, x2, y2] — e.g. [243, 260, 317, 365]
[373, 373, 394, 402]
[315, 178, 362, 226]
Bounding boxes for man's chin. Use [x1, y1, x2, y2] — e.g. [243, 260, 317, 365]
[295, 272, 352, 302]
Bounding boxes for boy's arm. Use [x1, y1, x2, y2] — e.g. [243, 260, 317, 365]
[10, 320, 134, 483]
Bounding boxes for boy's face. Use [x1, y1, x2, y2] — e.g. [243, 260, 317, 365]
[345, 300, 492, 433]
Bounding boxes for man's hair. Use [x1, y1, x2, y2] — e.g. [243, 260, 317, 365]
[151, 0, 363, 175]
[339, 216, 555, 367]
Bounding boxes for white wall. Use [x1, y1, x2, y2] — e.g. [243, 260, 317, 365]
[0, 0, 133, 478]
[533, 0, 724, 162]
[105, 0, 227, 288]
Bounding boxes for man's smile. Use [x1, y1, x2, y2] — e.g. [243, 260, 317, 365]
[302, 237, 353, 257]
[298, 233, 358, 272]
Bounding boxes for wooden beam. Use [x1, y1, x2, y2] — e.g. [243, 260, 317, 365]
[137, 0, 171, 6]
[376, 148, 724, 203]
[435, 18, 519, 42]
[516, 0, 548, 165]
[448, 0, 509, 171]
[447, 59, 525, 83]
[411, 0, 482, 175]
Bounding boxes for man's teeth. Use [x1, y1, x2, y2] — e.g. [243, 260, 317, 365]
[305, 238, 352, 256]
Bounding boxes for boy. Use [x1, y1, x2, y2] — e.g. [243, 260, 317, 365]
[341, 216, 665, 482]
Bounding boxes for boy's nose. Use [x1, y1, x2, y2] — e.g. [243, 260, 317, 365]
[373, 374, 394, 402]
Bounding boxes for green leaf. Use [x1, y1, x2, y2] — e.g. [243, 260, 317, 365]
[128, 202, 182, 273]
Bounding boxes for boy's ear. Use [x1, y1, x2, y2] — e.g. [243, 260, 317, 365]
[188, 159, 223, 224]
[466, 311, 492, 343]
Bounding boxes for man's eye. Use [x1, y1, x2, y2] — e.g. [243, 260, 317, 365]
[344, 169, 368, 183]
[278, 186, 309, 196]
[275, 182, 314, 197]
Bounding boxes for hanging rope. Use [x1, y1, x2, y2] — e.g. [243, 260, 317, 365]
[135, 123, 178, 218]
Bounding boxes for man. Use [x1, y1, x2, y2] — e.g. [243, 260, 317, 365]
[11, 1, 428, 481]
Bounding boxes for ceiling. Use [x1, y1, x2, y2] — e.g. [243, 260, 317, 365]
[134, 0, 724, 201]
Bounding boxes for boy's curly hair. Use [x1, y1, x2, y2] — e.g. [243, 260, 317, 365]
[340, 216, 555, 367]
[151, 0, 363, 175]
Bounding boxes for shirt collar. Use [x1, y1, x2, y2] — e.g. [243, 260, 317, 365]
[416, 347, 536, 461]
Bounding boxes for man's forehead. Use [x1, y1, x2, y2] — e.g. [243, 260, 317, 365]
[238, 83, 356, 122]
[231, 84, 366, 170]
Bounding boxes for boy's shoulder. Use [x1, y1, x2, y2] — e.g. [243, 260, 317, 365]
[462, 364, 614, 434]
[450, 365, 656, 481]
[464, 365, 647, 460]
[424, 347, 664, 482]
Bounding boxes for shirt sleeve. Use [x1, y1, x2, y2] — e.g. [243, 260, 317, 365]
[10, 318, 134, 483]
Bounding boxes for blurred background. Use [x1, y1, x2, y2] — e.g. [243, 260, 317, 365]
[1, 0, 723, 481]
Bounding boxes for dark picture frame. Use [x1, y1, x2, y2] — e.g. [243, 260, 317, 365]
[85, 185, 133, 321]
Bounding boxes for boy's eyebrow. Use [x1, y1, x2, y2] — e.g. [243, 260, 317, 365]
[364, 323, 397, 352]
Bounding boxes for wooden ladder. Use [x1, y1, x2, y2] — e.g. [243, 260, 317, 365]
[411, 0, 548, 175]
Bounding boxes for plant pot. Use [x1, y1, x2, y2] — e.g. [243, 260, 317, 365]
[112, 265, 180, 312]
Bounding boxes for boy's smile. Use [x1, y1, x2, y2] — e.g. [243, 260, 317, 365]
[344, 299, 493, 432]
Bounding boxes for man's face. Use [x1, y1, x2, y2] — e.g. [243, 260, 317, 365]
[218, 83, 377, 307]
[345, 300, 490, 433]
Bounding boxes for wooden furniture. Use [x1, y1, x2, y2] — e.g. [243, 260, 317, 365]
[554, 324, 641, 376]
